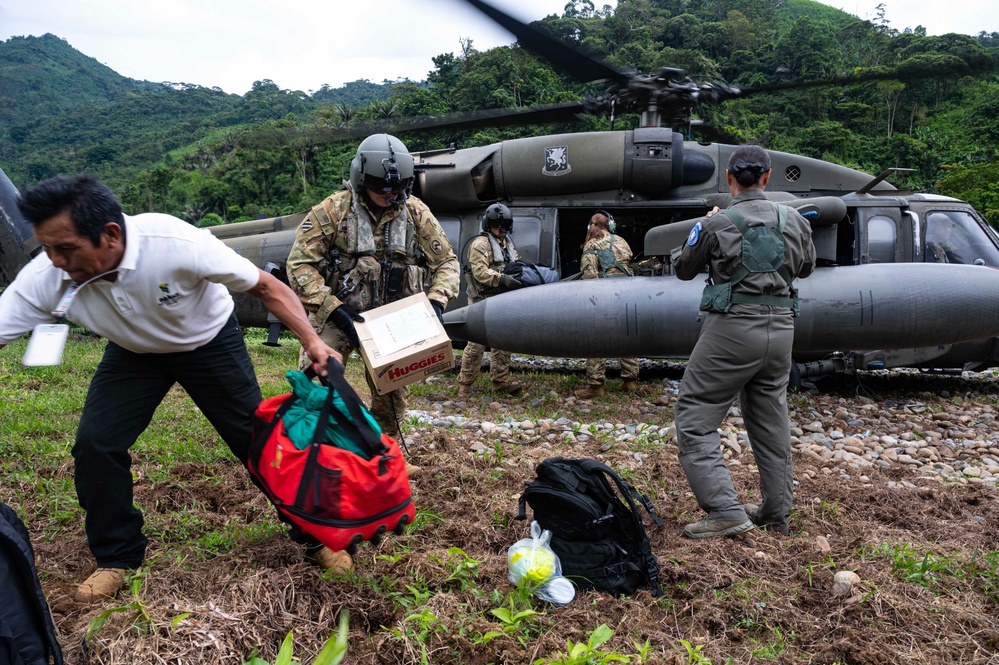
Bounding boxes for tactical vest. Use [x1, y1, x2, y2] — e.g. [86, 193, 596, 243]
[318, 188, 424, 311]
[465, 232, 519, 300]
[699, 205, 799, 316]
[583, 234, 632, 278]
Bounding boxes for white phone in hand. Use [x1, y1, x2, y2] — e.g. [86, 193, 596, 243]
[22, 323, 69, 366]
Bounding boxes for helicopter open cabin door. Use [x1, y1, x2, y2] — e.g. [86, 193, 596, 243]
[443, 206, 560, 310]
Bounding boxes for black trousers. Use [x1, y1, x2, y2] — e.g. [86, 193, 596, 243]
[73, 315, 265, 568]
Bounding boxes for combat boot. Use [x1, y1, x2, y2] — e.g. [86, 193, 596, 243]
[492, 380, 522, 396]
[406, 462, 424, 478]
[682, 517, 754, 539]
[75, 567, 126, 603]
[573, 384, 604, 399]
[309, 547, 353, 572]
[621, 379, 638, 392]
[457, 382, 473, 397]
[742, 503, 789, 535]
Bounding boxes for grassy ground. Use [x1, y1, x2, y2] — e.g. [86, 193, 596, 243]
[2, 329, 998, 664]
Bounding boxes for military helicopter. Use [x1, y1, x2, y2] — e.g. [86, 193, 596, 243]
[3, 0, 999, 379]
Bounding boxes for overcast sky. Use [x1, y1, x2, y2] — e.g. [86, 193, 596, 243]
[0, 0, 994, 96]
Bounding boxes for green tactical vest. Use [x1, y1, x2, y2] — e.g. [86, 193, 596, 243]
[583, 234, 633, 278]
[698, 205, 799, 316]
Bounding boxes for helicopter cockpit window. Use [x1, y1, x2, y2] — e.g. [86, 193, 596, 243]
[866, 216, 897, 263]
[923, 211, 999, 267]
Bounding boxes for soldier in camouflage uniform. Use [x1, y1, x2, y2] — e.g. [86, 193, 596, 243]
[287, 134, 459, 439]
[574, 211, 639, 399]
[457, 203, 524, 397]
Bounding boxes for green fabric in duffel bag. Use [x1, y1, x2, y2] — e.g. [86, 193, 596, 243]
[281, 370, 382, 457]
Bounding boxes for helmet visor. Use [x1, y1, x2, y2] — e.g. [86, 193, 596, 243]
[363, 174, 411, 195]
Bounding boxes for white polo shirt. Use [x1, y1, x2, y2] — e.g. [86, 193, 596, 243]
[0, 213, 261, 353]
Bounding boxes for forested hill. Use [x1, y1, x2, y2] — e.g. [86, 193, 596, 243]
[0, 34, 167, 125]
[1, 0, 998, 224]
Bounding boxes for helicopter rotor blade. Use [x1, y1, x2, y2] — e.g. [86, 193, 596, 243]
[456, 0, 631, 88]
[239, 102, 590, 151]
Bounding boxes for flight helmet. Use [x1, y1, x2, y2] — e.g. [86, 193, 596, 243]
[349, 134, 415, 200]
[482, 203, 513, 233]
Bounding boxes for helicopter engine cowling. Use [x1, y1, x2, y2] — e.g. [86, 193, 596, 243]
[417, 129, 716, 209]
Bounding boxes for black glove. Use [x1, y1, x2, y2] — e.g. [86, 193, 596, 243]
[328, 304, 365, 348]
[431, 300, 445, 325]
[499, 274, 523, 290]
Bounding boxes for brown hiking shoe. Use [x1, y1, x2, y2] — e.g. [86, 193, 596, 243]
[622, 379, 638, 392]
[573, 385, 605, 399]
[492, 380, 522, 396]
[457, 383, 473, 397]
[406, 462, 424, 478]
[75, 567, 126, 603]
[310, 547, 353, 572]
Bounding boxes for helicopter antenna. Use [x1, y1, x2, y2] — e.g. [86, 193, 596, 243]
[857, 168, 915, 195]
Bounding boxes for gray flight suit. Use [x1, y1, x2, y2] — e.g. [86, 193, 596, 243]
[671, 189, 816, 530]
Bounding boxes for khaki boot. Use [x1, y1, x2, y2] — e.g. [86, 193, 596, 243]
[406, 462, 424, 478]
[492, 380, 522, 396]
[457, 382, 473, 397]
[310, 547, 353, 572]
[622, 379, 638, 392]
[75, 567, 126, 603]
[573, 384, 604, 399]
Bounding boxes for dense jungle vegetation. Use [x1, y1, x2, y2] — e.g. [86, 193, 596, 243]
[2, 0, 998, 224]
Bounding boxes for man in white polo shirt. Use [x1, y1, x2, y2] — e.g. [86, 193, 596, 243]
[0, 174, 343, 603]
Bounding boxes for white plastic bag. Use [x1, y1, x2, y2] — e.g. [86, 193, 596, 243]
[507, 521, 575, 605]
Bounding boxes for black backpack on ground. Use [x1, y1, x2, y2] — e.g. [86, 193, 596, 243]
[0, 502, 63, 665]
[517, 457, 664, 597]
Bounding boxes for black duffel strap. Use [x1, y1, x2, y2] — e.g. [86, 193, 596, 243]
[303, 358, 387, 459]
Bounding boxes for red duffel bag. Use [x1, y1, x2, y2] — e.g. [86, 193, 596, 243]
[248, 358, 414, 553]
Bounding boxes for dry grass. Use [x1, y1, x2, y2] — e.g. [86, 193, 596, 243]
[4, 333, 999, 664]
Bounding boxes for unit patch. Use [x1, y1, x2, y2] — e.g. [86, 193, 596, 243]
[542, 146, 571, 176]
[686, 221, 702, 247]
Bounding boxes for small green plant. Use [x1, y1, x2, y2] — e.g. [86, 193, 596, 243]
[535, 624, 639, 664]
[476, 591, 541, 645]
[444, 547, 481, 591]
[85, 572, 165, 642]
[243, 611, 349, 665]
[677, 638, 712, 664]
[749, 626, 796, 660]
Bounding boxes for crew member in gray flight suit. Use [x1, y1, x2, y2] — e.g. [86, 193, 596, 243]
[457, 203, 524, 396]
[672, 144, 816, 538]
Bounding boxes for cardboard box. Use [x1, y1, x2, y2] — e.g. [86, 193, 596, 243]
[355, 293, 455, 395]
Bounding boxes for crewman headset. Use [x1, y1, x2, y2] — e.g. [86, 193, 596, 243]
[595, 210, 616, 233]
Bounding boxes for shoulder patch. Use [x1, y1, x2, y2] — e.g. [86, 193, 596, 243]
[300, 219, 313, 233]
[686, 221, 703, 247]
[431, 239, 444, 255]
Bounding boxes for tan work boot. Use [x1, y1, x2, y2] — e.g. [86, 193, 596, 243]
[310, 547, 353, 572]
[573, 384, 605, 399]
[405, 462, 424, 478]
[457, 383, 473, 397]
[492, 380, 522, 396]
[622, 379, 638, 392]
[75, 567, 126, 603]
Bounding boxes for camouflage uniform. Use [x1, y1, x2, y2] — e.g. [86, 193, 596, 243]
[580, 233, 639, 386]
[458, 232, 518, 389]
[287, 185, 459, 436]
